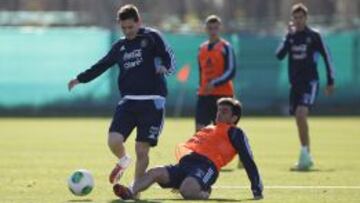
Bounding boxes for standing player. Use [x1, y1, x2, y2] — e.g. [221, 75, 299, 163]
[276, 3, 335, 170]
[68, 4, 176, 185]
[113, 98, 263, 200]
[195, 15, 236, 132]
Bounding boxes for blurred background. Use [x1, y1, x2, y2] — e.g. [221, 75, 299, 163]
[0, 0, 359, 117]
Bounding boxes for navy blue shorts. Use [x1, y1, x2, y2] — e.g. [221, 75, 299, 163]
[109, 99, 165, 146]
[195, 95, 232, 126]
[159, 153, 218, 191]
[289, 81, 319, 115]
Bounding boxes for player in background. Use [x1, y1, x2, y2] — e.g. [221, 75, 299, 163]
[195, 15, 236, 132]
[276, 3, 335, 170]
[68, 4, 176, 186]
[113, 98, 263, 200]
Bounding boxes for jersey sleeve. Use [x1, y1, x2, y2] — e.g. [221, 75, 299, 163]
[275, 33, 290, 60]
[210, 43, 236, 86]
[77, 42, 119, 83]
[150, 30, 176, 75]
[315, 32, 335, 85]
[228, 127, 263, 197]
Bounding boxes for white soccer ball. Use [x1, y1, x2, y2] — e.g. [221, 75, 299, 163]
[67, 169, 94, 196]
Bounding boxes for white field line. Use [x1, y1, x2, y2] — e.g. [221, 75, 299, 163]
[213, 185, 360, 189]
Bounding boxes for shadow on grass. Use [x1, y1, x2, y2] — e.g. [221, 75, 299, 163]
[109, 198, 253, 202]
[289, 168, 336, 173]
[220, 168, 234, 172]
[68, 199, 94, 202]
[109, 199, 161, 203]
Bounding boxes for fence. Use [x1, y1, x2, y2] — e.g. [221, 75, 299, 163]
[0, 27, 359, 116]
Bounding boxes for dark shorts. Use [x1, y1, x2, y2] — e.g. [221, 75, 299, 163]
[109, 99, 165, 147]
[159, 153, 218, 191]
[195, 95, 232, 126]
[289, 81, 319, 115]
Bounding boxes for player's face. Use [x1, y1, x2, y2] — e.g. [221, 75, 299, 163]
[119, 19, 140, 40]
[206, 22, 221, 38]
[216, 104, 237, 124]
[292, 11, 307, 31]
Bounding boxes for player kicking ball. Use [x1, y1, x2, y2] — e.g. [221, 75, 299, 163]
[113, 98, 263, 200]
[68, 4, 175, 190]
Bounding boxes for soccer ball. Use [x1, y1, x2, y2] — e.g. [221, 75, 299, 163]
[67, 169, 94, 196]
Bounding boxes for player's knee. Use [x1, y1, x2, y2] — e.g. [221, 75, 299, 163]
[107, 132, 124, 149]
[295, 107, 308, 118]
[179, 178, 202, 199]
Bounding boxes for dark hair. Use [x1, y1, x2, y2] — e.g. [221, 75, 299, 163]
[117, 4, 140, 22]
[217, 97, 242, 124]
[291, 3, 308, 16]
[205, 15, 222, 24]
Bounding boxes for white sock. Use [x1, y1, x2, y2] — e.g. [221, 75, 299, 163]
[301, 146, 309, 154]
[117, 154, 131, 168]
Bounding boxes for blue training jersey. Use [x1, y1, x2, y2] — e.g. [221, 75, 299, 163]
[276, 26, 335, 86]
[77, 27, 176, 98]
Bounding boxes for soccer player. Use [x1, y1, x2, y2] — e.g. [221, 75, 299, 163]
[276, 3, 335, 170]
[195, 15, 236, 132]
[67, 4, 176, 185]
[113, 98, 263, 200]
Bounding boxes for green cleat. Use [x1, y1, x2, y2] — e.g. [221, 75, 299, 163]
[291, 148, 314, 171]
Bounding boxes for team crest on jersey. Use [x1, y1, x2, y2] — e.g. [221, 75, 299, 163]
[289, 38, 294, 44]
[306, 37, 312, 44]
[119, 45, 125, 51]
[141, 39, 148, 48]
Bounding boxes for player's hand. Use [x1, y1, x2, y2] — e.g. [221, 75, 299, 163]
[204, 83, 215, 94]
[68, 79, 79, 91]
[156, 65, 168, 74]
[287, 21, 295, 34]
[325, 85, 335, 96]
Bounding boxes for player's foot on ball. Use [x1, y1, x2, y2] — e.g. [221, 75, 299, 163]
[109, 156, 131, 184]
[113, 184, 134, 200]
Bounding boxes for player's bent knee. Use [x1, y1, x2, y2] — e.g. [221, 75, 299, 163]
[179, 177, 202, 199]
[107, 132, 124, 148]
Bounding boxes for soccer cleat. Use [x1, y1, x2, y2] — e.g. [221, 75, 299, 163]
[291, 149, 314, 171]
[113, 184, 134, 200]
[109, 155, 131, 184]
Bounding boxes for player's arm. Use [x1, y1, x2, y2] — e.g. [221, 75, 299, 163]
[209, 43, 236, 87]
[150, 31, 176, 75]
[315, 32, 335, 94]
[275, 33, 290, 60]
[68, 42, 120, 91]
[228, 127, 264, 199]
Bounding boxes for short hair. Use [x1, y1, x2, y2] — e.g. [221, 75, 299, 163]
[205, 15, 222, 25]
[291, 3, 308, 16]
[217, 97, 242, 124]
[117, 4, 140, 22]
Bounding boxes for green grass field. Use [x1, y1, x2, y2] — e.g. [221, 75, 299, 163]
[1, 117, 360, 203]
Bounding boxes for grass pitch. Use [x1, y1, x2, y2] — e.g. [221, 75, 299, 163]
[0, 117, 359, 203]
